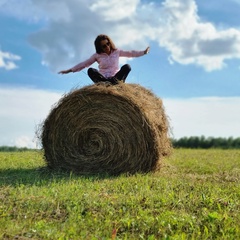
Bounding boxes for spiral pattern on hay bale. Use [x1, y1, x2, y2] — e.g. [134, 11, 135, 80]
[41, 83, 172, 175]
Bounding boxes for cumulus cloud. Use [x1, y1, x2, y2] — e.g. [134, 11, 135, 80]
[2, 0, 240, 72]
[0, 87, 62, 148]
[0, 50, 21, 70]
[157, 0, 240, 71]
[164, 97, 240, 139]
[89, 0, 140, 21]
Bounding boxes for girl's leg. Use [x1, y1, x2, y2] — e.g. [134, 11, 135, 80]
[87, 68, 107, 83]
[114, 64, 131, 82]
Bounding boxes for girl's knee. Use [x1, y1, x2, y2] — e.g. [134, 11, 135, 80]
[122, 64, 131, 71]
[87, 68, 94, 75]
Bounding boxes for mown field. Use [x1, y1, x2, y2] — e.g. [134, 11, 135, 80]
[0, 149, 239, 239]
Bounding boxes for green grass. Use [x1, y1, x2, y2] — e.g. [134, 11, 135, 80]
[0, 149, 239, 239]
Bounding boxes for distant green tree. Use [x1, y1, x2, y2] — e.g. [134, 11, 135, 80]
[172, 136, 240, 149]
[0, 146, 34, 152]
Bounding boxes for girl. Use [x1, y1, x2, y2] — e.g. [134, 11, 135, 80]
[59, 34, 150, 85]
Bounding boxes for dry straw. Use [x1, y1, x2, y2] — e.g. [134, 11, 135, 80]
[41, 83, 172, 175]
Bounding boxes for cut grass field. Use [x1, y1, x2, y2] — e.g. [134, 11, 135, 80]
[0, 149, 239, 239]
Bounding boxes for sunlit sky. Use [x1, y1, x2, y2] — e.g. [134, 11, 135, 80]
[0, 0, 240, 148]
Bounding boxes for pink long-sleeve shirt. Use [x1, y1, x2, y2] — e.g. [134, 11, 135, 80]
[71, 49, 145, 78]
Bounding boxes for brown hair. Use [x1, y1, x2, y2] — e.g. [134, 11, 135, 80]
[94, 34, 116, 54]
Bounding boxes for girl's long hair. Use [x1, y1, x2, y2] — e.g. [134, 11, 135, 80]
[94, 34, 116, 54]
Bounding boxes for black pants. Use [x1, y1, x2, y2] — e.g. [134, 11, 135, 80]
[87, 64, 131, 84]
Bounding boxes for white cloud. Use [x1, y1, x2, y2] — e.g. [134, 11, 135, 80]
[157, 0, 240, 71]
[90, 0, 140, 21]
[0, 87, 62, 148]
[164, 97, 240, 139]
[2, 0, 240, 72]
[0, 87, 239, 148]
[0, 50, 21, 70]
[15, 136, 36, 149]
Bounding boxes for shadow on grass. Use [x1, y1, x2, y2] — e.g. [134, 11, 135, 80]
[0, 167, 115, 187]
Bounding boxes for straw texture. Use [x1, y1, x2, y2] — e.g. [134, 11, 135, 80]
[41, 83, 172, 175]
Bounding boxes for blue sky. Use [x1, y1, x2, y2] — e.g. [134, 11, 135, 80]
[0, 0, 240, 148]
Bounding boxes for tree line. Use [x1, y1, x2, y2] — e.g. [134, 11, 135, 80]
[172, 136, 240, 149]
[0, 146, 36, 152]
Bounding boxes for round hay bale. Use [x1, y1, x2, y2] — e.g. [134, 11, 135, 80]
[41, 83, 172, 175]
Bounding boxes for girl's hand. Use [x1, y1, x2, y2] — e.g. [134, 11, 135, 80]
[144, 46, 150, 55]
[58, 69, 72, 74]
